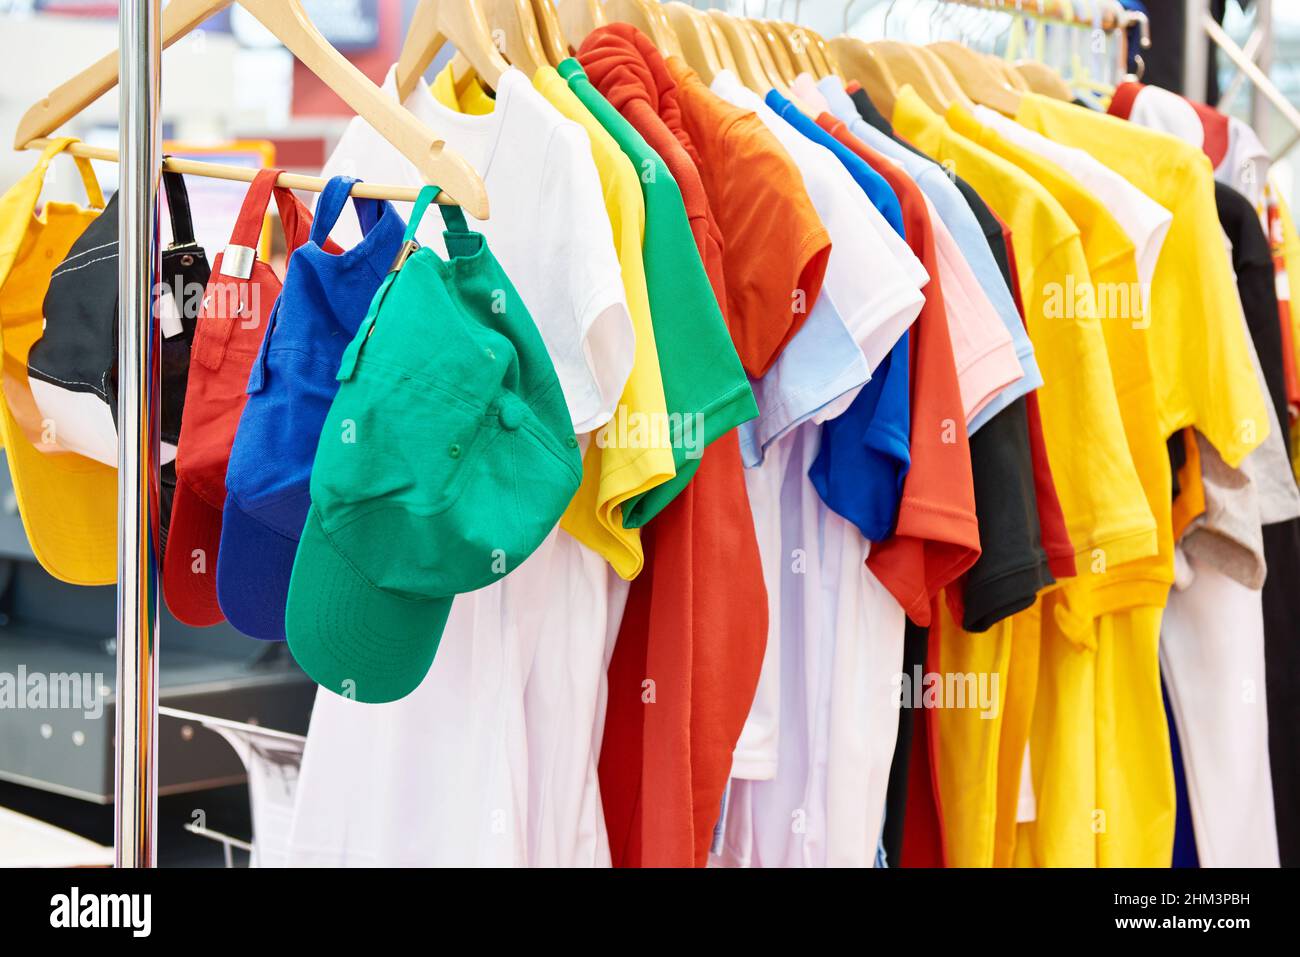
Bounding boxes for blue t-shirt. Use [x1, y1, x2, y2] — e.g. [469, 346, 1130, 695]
[769, 89, 913, 540]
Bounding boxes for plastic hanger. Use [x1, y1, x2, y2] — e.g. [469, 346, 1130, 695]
[829, 37, 899, 118]
[17, 0, 488, 217]
[394, 0, 508, 100]
[530, 0, 571, 65]
[556, 0, 605, 48]
[664, 2, 723, 81]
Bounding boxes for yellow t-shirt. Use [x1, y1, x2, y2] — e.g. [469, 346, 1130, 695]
[946, 103, 1172, 614]
[893, 87, 1156, 589]
[433, 63, 676, 579]
[533, 66, 676, 579]
[1014, 92, 1270, 471]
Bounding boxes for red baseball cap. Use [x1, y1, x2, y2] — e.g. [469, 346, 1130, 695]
[164, 169, 335, 625]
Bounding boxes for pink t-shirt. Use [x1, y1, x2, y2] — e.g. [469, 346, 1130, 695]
[924, 190, 1025, 423]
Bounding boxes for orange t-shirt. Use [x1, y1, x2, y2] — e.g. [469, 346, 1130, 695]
[665, 57, 831, 374]
[580, 24, 769, 868]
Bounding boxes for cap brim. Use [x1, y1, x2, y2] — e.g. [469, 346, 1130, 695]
[216, 497, 298, 642]
[0, 403, 116, 586]
[162, 478, 226, 626]
[286, 509, 451, 704]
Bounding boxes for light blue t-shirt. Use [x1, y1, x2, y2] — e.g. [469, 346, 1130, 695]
[740, 293, 872, 467]
[817, 77, 1043, 434]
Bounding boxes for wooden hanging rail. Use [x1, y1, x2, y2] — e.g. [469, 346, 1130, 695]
[26, 138, 447, 205]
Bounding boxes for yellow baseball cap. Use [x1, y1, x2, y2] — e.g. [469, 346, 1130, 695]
[0, 138, 117, 585]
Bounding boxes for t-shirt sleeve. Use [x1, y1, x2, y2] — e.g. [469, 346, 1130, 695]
[718, 113, 831, 377]
[928, 204, 1024, 425]
[538, 122, 637, 433]
[818, 173, 925, 372]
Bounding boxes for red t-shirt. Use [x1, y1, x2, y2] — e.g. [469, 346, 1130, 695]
[579, 24, 768, 868]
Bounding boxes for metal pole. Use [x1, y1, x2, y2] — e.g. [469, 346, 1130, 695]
[114, 0, 162, 869]
[1183, 0, 1210, 98]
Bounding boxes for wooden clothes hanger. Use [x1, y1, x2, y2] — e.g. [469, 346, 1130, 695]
[707, 10, 776, 93]
[530, 0, 570, 64]
[748, 18, 798, 85]
[988, 55, 1031, 91]
[803, 28, 835, 78]
[556, 0, 605, 49]
[1015, 61, 1074, 99]
[664, 1, 723, 82]
[914, 46, 975, 108]
[737, 18, 790, 91]
[701, 12, 739, 76]
[17, 0, 488, 216]
[829, 36, 899, 118]
[394, 0, 508, 100]
[601, 0, 675, 53]
[928, 42, 1021, 114]
[769, 21, 816, 77]
[486, 0, 549, 76]
[866, 40, 950, 112]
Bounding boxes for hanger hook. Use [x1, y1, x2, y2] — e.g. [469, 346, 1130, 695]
[844, 0, 863, 34]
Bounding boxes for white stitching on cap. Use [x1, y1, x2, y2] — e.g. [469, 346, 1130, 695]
[55, 240, 117, 266]
[26, 365, 108, 399]
[50, 251, 118, 279]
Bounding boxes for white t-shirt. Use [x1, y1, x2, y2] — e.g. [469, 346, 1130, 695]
[971, 104, 1173, 299]
[711, 70, 926, 381]
[1161, 550, 1280, 866]
[287, 67, 632, 867]
[718, 423, 906, 867]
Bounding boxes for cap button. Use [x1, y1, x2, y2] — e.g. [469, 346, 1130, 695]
[498, 400, 523, 431]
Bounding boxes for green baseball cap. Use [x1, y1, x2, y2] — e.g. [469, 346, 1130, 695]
[286, 187, 582, 704]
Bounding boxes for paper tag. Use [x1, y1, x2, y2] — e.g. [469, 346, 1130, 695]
[158, 285, 184, 339]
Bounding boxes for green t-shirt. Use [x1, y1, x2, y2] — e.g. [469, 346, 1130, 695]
[559, 58, 756, 527]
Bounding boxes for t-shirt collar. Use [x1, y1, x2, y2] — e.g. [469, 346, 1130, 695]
[378, 63, 519, 175]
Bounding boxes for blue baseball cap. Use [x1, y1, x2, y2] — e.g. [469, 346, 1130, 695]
[217, 176, 402, 641]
